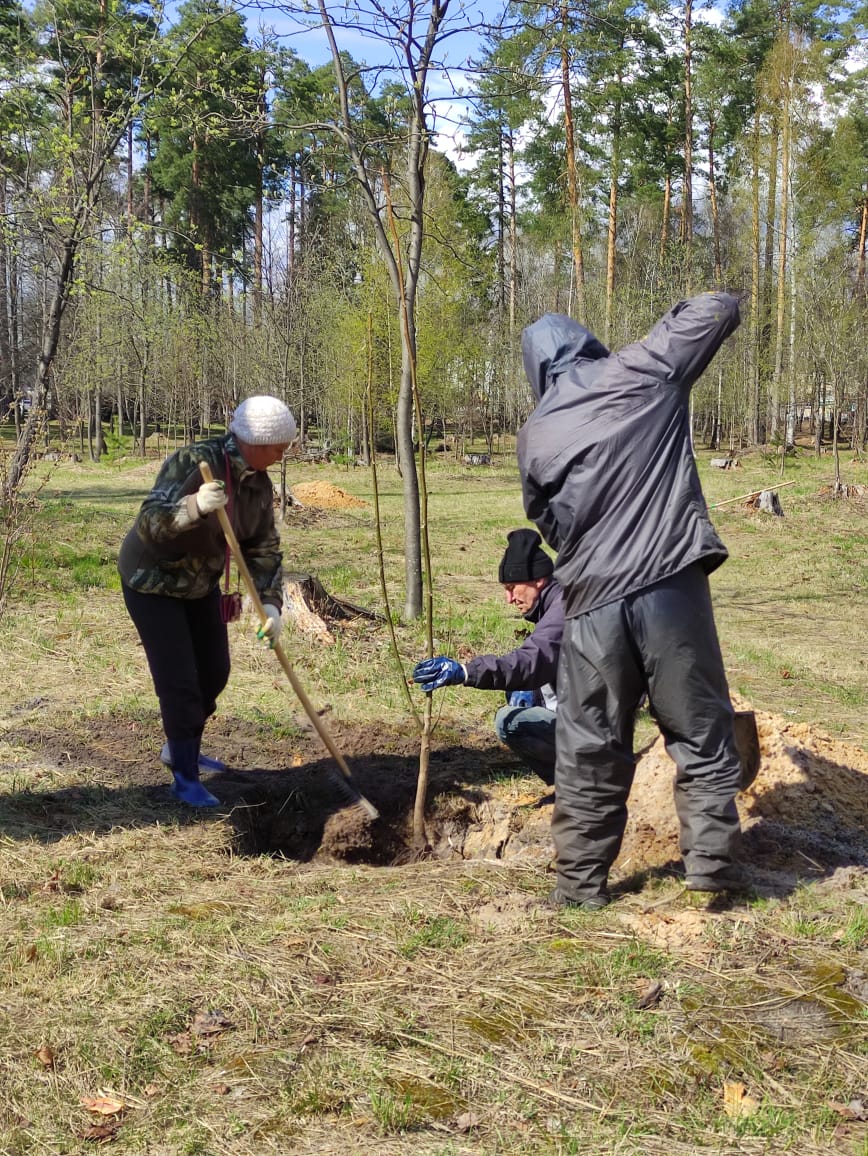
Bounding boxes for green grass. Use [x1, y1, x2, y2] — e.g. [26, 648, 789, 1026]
[0, 445, 865, 1154]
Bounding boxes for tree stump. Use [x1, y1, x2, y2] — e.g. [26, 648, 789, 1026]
[756, 489, 784, 516]
[280, 572, 383, 644]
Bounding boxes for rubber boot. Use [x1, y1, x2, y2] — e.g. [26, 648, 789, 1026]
[166, 738, 220, 807]
[160, 741, 226, 774]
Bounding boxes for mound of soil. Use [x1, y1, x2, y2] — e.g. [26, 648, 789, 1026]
[619, 701, 868, 882]
[434, 698, 868, 893]
[291, 481, 368, 510]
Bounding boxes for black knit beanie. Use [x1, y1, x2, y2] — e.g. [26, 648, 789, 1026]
[498, 529, 554, 583]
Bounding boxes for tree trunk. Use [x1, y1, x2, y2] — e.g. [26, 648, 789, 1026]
[253, 64, 266, 324]
[856, 193, 867, 296]
[5, 235, 79, 495]
[708, 128, 722, 286]
[316, 0, 446, 621]
[749, 105, 762, 444]
[507, 130, 518, 333]
[681, 0, 694, 250]
[496, 117, 505, 316]
[604, 81, 622, 346]
[560, 6, 585, 319]
[763, 115, 780, 437]
[771, 42, 793, 443]
[0, 176, 11, 415]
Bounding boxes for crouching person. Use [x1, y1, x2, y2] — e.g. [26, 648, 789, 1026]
[411, 529, 563, 787]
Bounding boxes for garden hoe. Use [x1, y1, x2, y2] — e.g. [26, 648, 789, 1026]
[199, 461, 379, 820]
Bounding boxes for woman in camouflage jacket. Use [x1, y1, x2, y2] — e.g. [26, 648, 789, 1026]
[118, 396, 296, 806]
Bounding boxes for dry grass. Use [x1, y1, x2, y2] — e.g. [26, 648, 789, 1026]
[1, 802, 865, 1155]
[0, 445, 866, 1154]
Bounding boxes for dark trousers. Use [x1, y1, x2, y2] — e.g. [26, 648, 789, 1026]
[122, 584, 231, 743]
[553, 564, 741, 900]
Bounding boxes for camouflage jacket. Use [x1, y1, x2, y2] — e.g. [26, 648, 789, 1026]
[118, 434, 283, 604]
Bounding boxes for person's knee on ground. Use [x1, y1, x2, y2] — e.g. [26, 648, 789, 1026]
[494, 703, 556, 786]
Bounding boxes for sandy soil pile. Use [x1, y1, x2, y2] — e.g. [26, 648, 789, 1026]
[620, 698, 868, 876]
[291, 481, 368, 510]
[450, 697, 868, 886]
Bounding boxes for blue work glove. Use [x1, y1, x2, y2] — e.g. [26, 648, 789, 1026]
[507, 690, 536, 708]
[412, 656, 466, 692]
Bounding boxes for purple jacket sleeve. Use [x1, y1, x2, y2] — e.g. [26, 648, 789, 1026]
[464, 583, 564, 691]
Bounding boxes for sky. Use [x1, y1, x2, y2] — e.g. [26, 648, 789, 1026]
[236, 0, 509, 162]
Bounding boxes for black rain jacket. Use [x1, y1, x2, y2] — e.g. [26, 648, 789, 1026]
[518, 293, 740, 619]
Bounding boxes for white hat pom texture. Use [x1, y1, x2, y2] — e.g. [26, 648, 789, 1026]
[230, 396, 297, 446]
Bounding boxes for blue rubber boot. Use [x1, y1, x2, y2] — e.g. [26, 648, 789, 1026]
[166, 738, 220, 808]
[160, 741, 226, 774]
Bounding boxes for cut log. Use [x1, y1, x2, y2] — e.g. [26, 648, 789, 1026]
[710, 457, 740, 469]
[281, 572, 383, 644]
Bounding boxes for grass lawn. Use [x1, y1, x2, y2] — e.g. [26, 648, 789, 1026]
[0, 442, 865, 1154]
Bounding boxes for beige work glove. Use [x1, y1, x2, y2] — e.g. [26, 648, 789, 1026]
[196, 480, 228, 517]
[256, 604, 283, 648]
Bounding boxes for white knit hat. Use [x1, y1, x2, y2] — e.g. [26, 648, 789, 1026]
[230, 396, 297, 446]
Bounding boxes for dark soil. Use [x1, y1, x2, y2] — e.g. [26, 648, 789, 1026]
[6, 711, 515, 864]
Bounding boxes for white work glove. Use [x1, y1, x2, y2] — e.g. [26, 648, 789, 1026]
[256, 604, 283, 648]
[196, 480, 228, 517]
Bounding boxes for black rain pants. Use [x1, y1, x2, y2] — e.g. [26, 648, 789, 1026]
[553, 563, 741, 901]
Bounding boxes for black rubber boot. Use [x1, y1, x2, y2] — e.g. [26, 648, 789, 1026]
[547, 887, 611, 911]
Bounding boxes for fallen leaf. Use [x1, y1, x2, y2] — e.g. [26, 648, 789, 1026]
[80, 1095, 127, 1116]
[829, 1101, 868, 1121]
[636, 981, 663, 1009]
[34, 1045, 55, 1068]
[79, 1121, 120, 1143]
[455, 1111, 482, 1133]
[722, 1081, 760, 1119]
[168, 1032, 192, 1055]
[191, 1010, 233, 1036]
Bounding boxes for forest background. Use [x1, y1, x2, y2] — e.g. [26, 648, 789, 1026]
[0, 0, 866, 617]
[1, 6, 867, 1148]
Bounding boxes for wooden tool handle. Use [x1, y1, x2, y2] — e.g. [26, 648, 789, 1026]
[198, 459, 378, 819]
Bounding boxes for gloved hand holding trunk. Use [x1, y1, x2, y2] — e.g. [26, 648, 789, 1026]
[507, 690, 536, 708]
[412, 656, 466, 691]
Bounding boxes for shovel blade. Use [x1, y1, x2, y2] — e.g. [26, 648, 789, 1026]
[733, 710, 761, 791]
